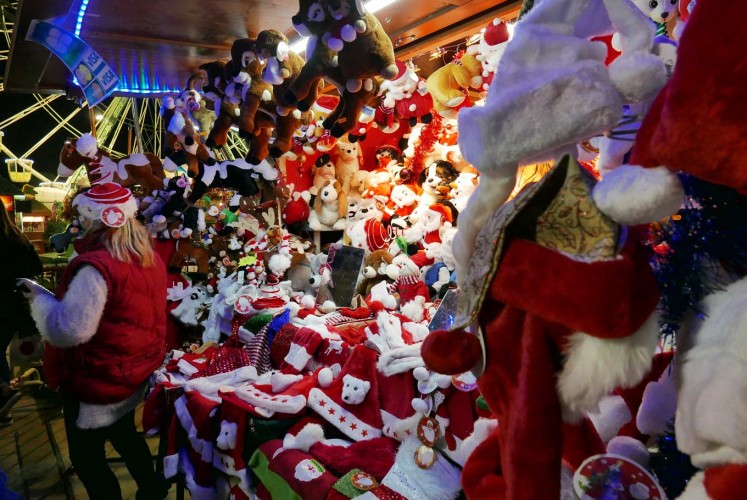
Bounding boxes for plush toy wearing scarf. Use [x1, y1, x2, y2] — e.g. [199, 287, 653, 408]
[423, 156, 661, 499]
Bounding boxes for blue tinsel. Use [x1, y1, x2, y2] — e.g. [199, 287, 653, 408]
[648, 174, 747, 339]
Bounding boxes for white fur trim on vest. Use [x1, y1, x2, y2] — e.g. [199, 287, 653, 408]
[77, 384, 144, 429]
[557, 311, 660, 423]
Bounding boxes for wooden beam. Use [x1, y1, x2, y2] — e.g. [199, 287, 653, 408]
[394, 0, 522, 61]
[85, 30, 232, 51]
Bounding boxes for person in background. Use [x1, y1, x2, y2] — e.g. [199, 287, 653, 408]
[19, 183, 169, 500]
[0, 205, 42, 426]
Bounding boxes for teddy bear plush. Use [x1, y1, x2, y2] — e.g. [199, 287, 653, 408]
[230, 37, 274, 138]
[310, 153, 337, 196]
[357, 249, 395, 296]
[425, 52, 484, 118]
[631, 0, 679, 36]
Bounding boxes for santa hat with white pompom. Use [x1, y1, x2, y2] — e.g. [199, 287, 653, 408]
[73, 182, 139, 227]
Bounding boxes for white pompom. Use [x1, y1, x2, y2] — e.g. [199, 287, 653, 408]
[593, 165, 684, 225]
[413, 367, 430, 382]
[318, 367, 334, 388]
[411, 398, 429, 414]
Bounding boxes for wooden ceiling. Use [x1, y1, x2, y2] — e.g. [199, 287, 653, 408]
[4, 0, 521, 96]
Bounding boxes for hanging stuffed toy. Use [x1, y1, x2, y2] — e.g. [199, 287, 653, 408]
[425, 52, 483, 118]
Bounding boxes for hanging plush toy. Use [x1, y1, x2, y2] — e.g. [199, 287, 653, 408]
[467, 19, 511, 93]
[380, 61, 434, 127]
[425, 52, 483, 118]
[230, 37, 274, 138]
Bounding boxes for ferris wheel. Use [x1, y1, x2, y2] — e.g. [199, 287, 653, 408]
[0, 0, 249, 204]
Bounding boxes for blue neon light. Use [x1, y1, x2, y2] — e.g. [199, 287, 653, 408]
[73, 0, 177, 95]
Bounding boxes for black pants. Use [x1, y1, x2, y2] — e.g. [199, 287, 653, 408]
[63, 398, 165, 500]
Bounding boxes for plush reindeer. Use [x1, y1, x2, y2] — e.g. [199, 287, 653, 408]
[58, 134, 165, 191]
[203, 60, 242, 148]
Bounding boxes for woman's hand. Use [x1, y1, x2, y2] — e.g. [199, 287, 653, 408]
[16, 278, 51, 300]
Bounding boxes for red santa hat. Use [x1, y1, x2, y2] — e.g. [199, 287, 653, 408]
[73, 182, 138, 227]
[595, 0, 745, 225]
[428, 203, 454, 225]
[313, 94, 340, 115]
[235, 372, 318, 417]
[482, 19, 509, 47]
[307, 345, 384, 441]
[282, 327, 327, 374]
[390, 60, 409, 84]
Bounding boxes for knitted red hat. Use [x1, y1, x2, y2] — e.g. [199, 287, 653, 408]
[307, 345, 383, 441]
[364, 218, 389, 251]
[283, 327, 327, 373]
[73, 182, 138, 227]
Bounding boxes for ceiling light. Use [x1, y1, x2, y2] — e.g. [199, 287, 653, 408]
[289, 0, 400, 55]
[95, 113, 103, 120]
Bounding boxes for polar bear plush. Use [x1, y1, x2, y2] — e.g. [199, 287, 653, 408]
[341, 374, 371, 404]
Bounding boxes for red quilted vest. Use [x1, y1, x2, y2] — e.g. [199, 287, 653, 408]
[43, 243, 167, 404]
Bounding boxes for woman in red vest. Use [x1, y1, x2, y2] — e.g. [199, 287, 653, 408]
[19, 183, 168, 500]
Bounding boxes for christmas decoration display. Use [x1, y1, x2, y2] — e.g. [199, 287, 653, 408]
[44, 0, 747, 498]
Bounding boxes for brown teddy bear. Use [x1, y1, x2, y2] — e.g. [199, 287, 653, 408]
[286, 0, 396, 139]
[202, 60, 241, 148]
[230, 38, 274, 138]
[357, 248, 394, 297]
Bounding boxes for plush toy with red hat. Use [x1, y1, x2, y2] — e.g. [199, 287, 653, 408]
[388, 183, 421, 219]
[380, 60, 434, 127]
[386, 254, 430, 306]
[467, 19, 511, 92]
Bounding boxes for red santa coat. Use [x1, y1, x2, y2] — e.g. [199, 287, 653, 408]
[459, 237, 659, 499]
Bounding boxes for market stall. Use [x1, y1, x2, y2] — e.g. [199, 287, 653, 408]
[4, 0, 746, 498]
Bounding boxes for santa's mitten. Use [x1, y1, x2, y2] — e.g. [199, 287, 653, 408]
[307, 345, 384, 441]
[421, 328, 482, 375]
[282, 327, 326, 374]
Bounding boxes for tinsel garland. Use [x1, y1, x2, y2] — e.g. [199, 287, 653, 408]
[405, 113, 444, 181]
[648, 174, 747, 338]
[649, 432, 698, 498]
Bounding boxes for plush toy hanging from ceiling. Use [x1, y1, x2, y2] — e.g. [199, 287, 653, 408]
[425, 51, 484, 118]
[379, 61, 434, 127]
[286, 0, 397, 139]
[202, 60, 243, 149]
[467, 19, 511, 93]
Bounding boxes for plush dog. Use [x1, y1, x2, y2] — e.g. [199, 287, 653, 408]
[335, 140, 362, 193]
[310, 154, 337, 196]
[418, 160, 459, 207]
[308, 179, 348, 230]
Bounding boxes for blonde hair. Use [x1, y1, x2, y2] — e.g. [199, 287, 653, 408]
[85, 217, 155, 267]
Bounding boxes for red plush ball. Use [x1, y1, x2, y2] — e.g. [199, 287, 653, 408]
[421, 328, 481, 375]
